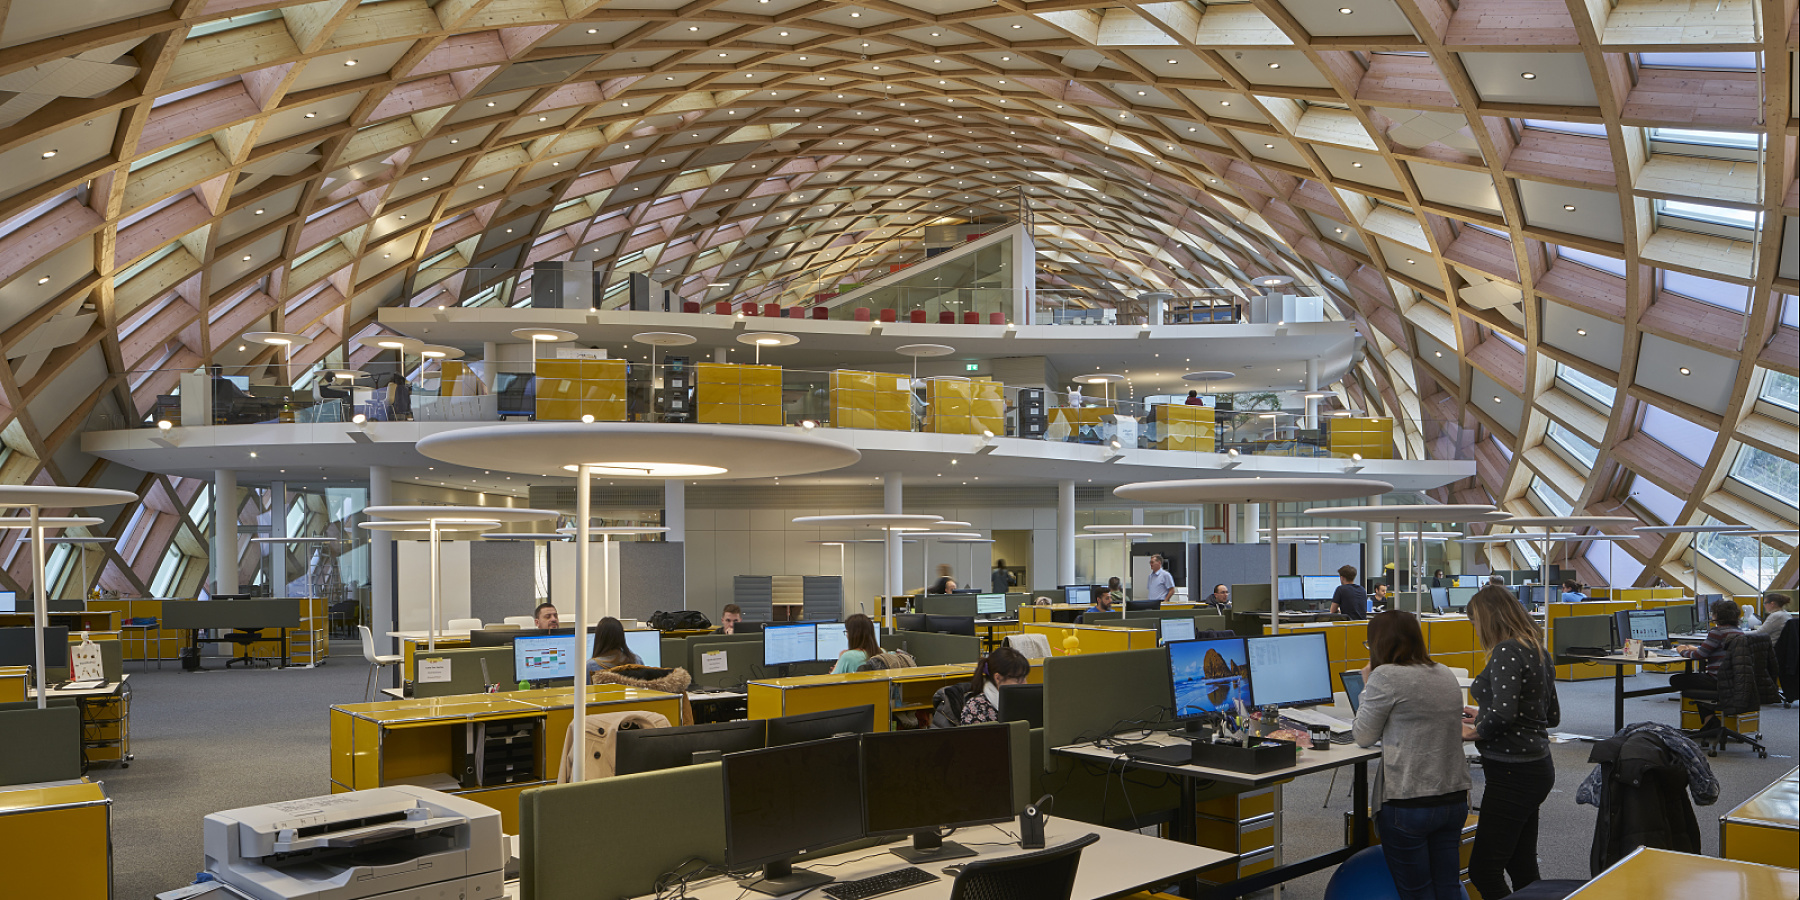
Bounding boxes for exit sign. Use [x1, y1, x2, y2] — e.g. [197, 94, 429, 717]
[965, 363, 980, 371]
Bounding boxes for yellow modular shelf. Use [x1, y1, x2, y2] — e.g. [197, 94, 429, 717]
[1155, 403, 1216, 452]
[697, 363, 784, 425]
[0, 778, 111, 898]
[1021, 622, 1160, 656]
[0, 665, 26, 703]
[746, 664, 999, 729]
[829, 369, 912, 431]
[537, 358, 627, 422]
[1721, 767, 1798, 869]
[1329, 417, 1394, 459]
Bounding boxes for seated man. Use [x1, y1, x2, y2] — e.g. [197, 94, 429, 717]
[1208, 583, 1231, 609]
[533, 602, 559, 630]
[719, 603, 743, 634]
[1078, 587, 1116, 623]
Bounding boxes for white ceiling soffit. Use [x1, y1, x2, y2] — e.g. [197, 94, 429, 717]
[1634, 333, 1739, 415]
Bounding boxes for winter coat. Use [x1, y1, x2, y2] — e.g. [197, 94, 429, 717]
[1712, 632, 1780, 715]
[1575, 722, 1717, 874]
[589, 664, 695, 726]
[556, 709, 672, 783]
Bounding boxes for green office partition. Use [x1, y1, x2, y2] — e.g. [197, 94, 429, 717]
[412, 647, 514, 697]
[1231, 583, 1271, 614]
[0, 706, 82, 785]
[1040, 648, 1178, 828]
[1193, 613, 1229, 633]
[1552, 615, 1614, 662]
[916, 595, 978, 617]
[879, 631, 981, 666]
[520, 763, 726, 900]
[688, 639, 763, 688]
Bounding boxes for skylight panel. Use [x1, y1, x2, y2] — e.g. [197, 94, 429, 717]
[1657, 199, 1760, 230]
[1729, 445, 1799, 508]
[1521, 119, 1607, 137]
[1556, 364, 1615, 408]
[1763, 371, 1799, 411]
[1660, 270, 1749, 312]
[1489, 330, 1525, 354]
[1638, 405, 1713, 466]
[1696, 518, 1790, 590]
[1585, 539, 1644, 586]
[1546, 422, 1598, 468]
[1649, 128, 1760, 150]
[1529, 477, 1574, 517]
[1554, 246, 1626, 276]
[1638, 52, 1758, 70]
[1626, 473, 1683, 525]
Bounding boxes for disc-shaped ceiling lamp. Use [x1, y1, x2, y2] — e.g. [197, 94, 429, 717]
[364, 505, 558, 652]
[511, 327, 579, 377]
[737, 331, 797, 365]
[1303, 503, 1507, 593]
[792, 513, 944, 618]
[633, 332, 697, 390]
[895, 343, 955, 381]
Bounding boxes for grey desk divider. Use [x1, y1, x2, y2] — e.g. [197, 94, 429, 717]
[1040, 648, 1179, 827]
[688, 639, 763, 689]
[879, 631, 981, 666]
[1392, 591, 1425, 614]
[1552, 614, 1615, 663]
[520, 762, 726, 900]
[0, 706, 82, 785]
[731, 575, 774, 622]
[160, 598, 303, 629]
[413, 647, 515, 698]
[915, 594, 978, 617]
[1231, 583, 1272, 614]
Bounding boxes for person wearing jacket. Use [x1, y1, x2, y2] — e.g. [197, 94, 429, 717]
[1751, 593, 1792, 640]
[959, 646, 1030, 724]
[1352, 611, 1471, 900]
[1463, 585, 1562, 900]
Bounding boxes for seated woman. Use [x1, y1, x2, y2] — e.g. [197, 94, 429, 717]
[1672, 598, 1745, 693]
[831, 613, 882, 674]
[585, 617, 642, 681]
[960, 646, 1031, 724]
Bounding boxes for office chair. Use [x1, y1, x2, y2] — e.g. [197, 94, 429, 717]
[1679, 632, 1777, 758]
[446, 618, 483, 632]
[224, 629, 269, 668]
[945, 832, 1097, 900]
[358, 626, 401, 703]
[1776, 618, 1798, 707]
[502, 616, 536, 628]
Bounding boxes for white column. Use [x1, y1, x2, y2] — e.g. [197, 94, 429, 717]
[480, 341, 499, 392]
[1364, 494, 1382, 587]
[713, 347, 728, 363]
[1226, 504, 1239, 542]
[369, 465, 394, 652]
[573, 465, 591, 782]
[214, 469, 239, 595]
[1242, 503, 1260, 542]
[1304, 360, 1320, 430]
[1057, 479, 1076, 586]
[663, 479, 685, 542]
[883, 472, 903, 599]
[269, 481, 288, 595]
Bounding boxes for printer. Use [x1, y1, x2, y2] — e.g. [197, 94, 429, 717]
[201, 785, 504, 900]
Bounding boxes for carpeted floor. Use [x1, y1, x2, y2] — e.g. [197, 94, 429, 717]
[97, 648, 1796, 899]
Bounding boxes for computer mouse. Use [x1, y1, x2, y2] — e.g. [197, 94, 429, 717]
[942, 865, 964, 876]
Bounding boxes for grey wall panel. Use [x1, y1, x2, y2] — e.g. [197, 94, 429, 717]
[1197, 543, 1272, 598]
[732, 575, 773, 622]
[1291, 542, 1364, 578]
[621, 542, 686, 620]
[468, 541, 536, 626]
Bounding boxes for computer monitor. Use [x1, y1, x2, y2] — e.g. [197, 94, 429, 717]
[0, 591, 14, 612]
[614, 720, 766, 776]
[1429, 587, 1450, 613]
[0, 625, 69, 668]
[513, 633, 579, 685]
[224, 374, 250, 390]
[1246, 632, 1333, 708]
[1614, 609, 1670, 646]
[1062, 585, 1092, 606]
[1125, 600, 1162, 612]
[1167, 637, 1250, 721]
[765, 704, 876, 747]
[722, 734, 865, 895]
[893, 613, 928, 633]
[730, 621, 768, 635]
[925, 615, 975, 636]
[996, 684, 1044, 729]
[469, 628, 524, 648]
[1665, 605, 1696, 636]
[815, 622, 848, 661]
[762, 623, 817, 669]
[1518, 584, 1538, 608]
[1302, 575, 1340, 602]
[1697, 593, 1723, 624]
[1456, 576, 1481, 589]
[975, 593, 1007, 616]
[1159, 617, 1196, 645]
[1446, 587, 1477, 611]
[862, 724, 1015, 863]
[1276, 575, 1305, 602]
[623, 629, 661, 667]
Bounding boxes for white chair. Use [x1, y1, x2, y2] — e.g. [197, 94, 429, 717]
[358, 626, 401, 703]
[503, 616, 535, 628]
[446, 618, 483, 632]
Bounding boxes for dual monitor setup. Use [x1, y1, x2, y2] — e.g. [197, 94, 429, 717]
[493, 628, 662, 686]
[1557, 606, 1698, 655]
[1167, 631, 1335, 721]
[762, 621, 881, 669]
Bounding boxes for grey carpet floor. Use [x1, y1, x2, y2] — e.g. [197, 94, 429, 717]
[96, 649, 1796, 899]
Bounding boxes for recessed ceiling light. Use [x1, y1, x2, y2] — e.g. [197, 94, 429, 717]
[1264, 143, 1274, 148]
[587, 27, 597, 33]
[1522, 72, 1537, 80]
[241, 254, 252, 261]
[1268, 63, 1280, 69]
[1339, 7, 1353, 13]
[420, 176, 429, 181]
[1220, 100, 1230, 106]
[253, 208, 264, 215]
[1678, 367, 1691, 375]
[688, 25, 697, 30]
[1563, 204, 1576, 211]
[303, 112, 316, 118]
[1492, 396, 1502, 403]
[1405, 258, 1415, 264]
[1011, 23, 1022, 28]
[486, 101, 496, 107]
[449, 138, 458, 144]
[36, 276, 49, 285]
[40, 149, 56, 158]
[344, 59, 357, 66]
[1433, 350, 1442, 357]
[1576, 328, 1588, 336]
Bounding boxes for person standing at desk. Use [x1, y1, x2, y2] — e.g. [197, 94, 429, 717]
[959, 646, 1030, 724]
[1352, 611, 1471, 900]
[1331, 565, 1368, 620]
[991, 560, 1016, 595]
[1463, 586, 1561, 900]
[586, 617, 641, 680]
[533, 602, 559, 629]
[831, 614, 881, 674]
[930, 565, 956, 595]
[1145, 554, 1176, 604]
[719, 603, 743, 634]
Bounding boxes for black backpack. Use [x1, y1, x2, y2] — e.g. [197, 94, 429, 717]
[648, 610, 712, 631]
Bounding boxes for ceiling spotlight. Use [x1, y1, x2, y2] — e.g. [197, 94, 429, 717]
[1268, 63, 1280, 69]
[1339, 7, 1353, 12]
[157, 419, 172, 431]
[41, 149, 56, 159]
[241, 254, 252, 261]
[304, 112, 316, 118]
[587, 27, 597, 33]
[1678, 367, 1691, 376]
[343, 59, 357, 66]
[1405, 258, 1415, 264]
[1521, 72, 1536, 79]
[1433, 350, 1442, 357]
[253, 208, 264, 215]
[1492, 396, 1503, 403]
[36, 276, 49, 285]
[1563, 204, 1576, 211]
[1576, 328, 1588, 336]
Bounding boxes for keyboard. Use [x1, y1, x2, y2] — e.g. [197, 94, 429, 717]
[823, 866, 939, 900]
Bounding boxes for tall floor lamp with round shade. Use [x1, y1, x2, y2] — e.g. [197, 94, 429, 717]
[361, 505, 558, 651]
[1301, 504, 1507, 593]
[510, 328, 578, 379]
[1495, 516, 1642, 598]
[553, 526, 670, 621]
[355, 335, 424, 385]
[416, 422, 860, 781]
[0, 486, 137, 708]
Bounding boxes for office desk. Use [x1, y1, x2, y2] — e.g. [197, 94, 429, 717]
[1568, 846, 1798, 898]
[0, 778, 112, 897]
[163, 599, 304, 669]
[1054, 734, 1379, 898]
[1720, 766, 1798, 869]
[0, 610, 118, 632]
[621, 816, 1235, 900]
[747, 664, 979, 730]
[28, 675, 132, 769]
[1565, 652, 1695, 733]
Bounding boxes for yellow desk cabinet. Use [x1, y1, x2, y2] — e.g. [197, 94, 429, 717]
[0, 778, 112, 898]
[329, 685, 681, 832]
[0, 665, 26, 702]
[1720, 766, 1797, 869]
[1568, 847, 1798, 898]
[1021, 622, 1158, 656]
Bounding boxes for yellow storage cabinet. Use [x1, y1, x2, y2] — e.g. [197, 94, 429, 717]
[0, 779, 112, 898]
[1156, 403, 1216, 452]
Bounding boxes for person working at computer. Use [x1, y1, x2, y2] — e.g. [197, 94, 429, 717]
[1370, 583, 1391, 610]
[1672, 599, 1744, 679]
[1079, 587, 1116, 623]
[1559, 579, 1586, 602]
[533, 602, 559, 629]
[959, 646, 1030, 724]
[1463, 586, 1561, 900]
[1752, 593, 1791, 639]
[1184, 389, 1204, 406]
[719, 603, 743, 634]
[990, 560, 1016, 594]
[1352, 611, 1471, 900]
[1209, 583, 1230, 609]
[1330, 565, 1368, 620]
[1107, 576, 1125, 602]
[929, 565, 956, 594]
[586, 617, 642, 680]
[1145, 554, 1176, 603]
[1431, 569, 1446, 589]
[831, 614, 882, 674]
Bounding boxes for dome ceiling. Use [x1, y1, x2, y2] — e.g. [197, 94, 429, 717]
[0, 0, 1791, 595]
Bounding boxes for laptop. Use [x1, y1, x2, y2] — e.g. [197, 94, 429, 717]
[1340, 669, 1365, 713]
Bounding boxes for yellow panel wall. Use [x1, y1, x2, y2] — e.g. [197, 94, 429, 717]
[1156, 403, 1216, 452]
[536, 359, 626, 421]
[699, 363, 783, 425]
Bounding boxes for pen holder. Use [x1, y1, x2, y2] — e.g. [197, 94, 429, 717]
[1189, 736, 1299, 774]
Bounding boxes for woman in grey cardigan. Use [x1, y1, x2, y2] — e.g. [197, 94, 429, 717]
[1353, 611, 1472, 900]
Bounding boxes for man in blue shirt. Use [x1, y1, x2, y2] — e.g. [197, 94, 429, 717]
[1560, 579, 1587, 602]
[1330, 564, 1368, 620]
[1144, 553, 1176, 604]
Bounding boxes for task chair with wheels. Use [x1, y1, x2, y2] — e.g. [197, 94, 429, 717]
[359, 626, 401, 702]
[945, 832, 1097, 900]
[224, 629, 270, 668]
[1679, 632, 1779, 758]
[1775, 617, 1797, 707]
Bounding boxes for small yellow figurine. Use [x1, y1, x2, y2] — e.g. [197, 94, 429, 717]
[1061, 634, 1082, 656]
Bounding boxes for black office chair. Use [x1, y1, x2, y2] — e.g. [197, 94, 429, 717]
[945, 832, 1097, 900]
[1775, 618, 1798, 707]
[1678, 632, 1778, 758]
[224, 628, 270, 669]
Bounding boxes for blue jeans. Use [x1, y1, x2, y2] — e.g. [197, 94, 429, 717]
[1377, 799, 1470, 900]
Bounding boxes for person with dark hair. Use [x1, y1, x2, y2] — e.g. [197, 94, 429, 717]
[930, 564, 956, 594]
[1184, 389, 1204, 406]
[586, 617, 641, 680]
[831, 613, 882, 674]
[1752, 593, 1791, 639]
[1107, 576, 1124, 602]
[991, 559, 1016, 594]
[1559, 579, 1586, 602]
[1463, 586, 1561, 900]
[1431, 569, 1446, 589]
[960, 646, 1031, 724]
[532, 602, 559, 629]
[1353, 611, 1470, 900]
[1209, 583, 1230, 609]
[1674, 599, 1744, 677]
[1331, 564, 1368, 619]
[719, 603, 743, 634]
[1079, 586, 1116, 623]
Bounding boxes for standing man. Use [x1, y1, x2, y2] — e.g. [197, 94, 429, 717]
[1331, 565, 1369, 620]
[1145, 554, 1176, 604]
[991, 559, 1016, 595]
[533, 602, 559, 629]
[720, 603, 743, 634]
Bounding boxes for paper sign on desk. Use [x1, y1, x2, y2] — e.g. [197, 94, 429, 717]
[701, 650, 728, 674]
[71, 639, 104, 682]
[418, 658, 452, 684]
